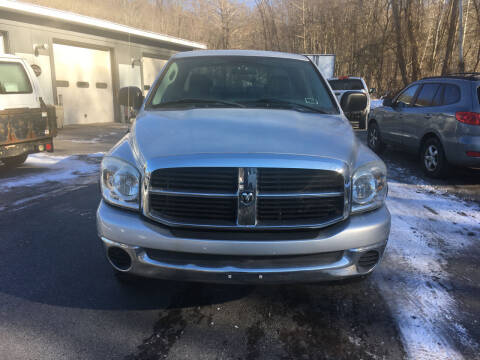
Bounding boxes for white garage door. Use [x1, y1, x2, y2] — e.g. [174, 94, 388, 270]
[142, 56, 167, 95]
[0, 34, 5, 54]
[53, 43, 114, 125]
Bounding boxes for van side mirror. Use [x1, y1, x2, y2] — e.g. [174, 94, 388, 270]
[119, 86, 143, 110]
[369, 88, 376, 94]
[382, 98, 393, 107]
[340, 91, 367, 113]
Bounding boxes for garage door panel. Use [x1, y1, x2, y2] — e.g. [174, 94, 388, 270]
[53, 43, 113, 125]
[142, 56, 167, 95]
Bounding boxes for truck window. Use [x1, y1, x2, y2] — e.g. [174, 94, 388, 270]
[328, 79, 364, 91]
[0, 62, 33, 94]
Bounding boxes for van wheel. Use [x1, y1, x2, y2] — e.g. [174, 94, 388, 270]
[367, 122, 385, 154]
[420, 137, 449, 178]
[2, 154, 28, 167]
[359, 113, 367, 130]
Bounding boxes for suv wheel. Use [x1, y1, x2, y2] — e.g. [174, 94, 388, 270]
[421, 137, 449, 178]
[367, 122, 385, 153]
[359, 113, 367, 130]
[2, 154, 28, 167]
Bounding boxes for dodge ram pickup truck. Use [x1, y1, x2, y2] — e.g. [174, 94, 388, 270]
[97, 50, 390, 284]
[0, 54, 55, 167]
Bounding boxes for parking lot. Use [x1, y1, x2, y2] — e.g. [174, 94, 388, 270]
[0, 124, 479, 360]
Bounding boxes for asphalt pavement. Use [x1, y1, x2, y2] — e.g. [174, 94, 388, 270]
[0, 124, 478, 360]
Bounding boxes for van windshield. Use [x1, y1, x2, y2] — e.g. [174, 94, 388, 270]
[148, 56, 339, 114]
[0, 62, 33, 94]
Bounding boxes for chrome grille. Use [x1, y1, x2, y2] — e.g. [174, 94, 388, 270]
[146, 167, 347, 229]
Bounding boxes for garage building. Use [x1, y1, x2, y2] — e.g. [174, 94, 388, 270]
[0, 0, 206, 125]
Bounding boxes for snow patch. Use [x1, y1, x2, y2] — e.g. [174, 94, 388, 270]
[377, 179, 479, 359]
[0, 152, 104, 190]
[370, 99, 383, 110]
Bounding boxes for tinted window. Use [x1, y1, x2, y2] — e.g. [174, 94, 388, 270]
[328, 79, 364, 90]
[432, 85, 444, 106]
[443, 84, 460, 105]
[150, 56, 338, 113]
[0, 62, 33, 94]
[396, 85, 419, 107]
[415, 84, 441, 107]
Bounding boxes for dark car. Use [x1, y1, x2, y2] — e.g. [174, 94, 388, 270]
[367, 73, 480, 177]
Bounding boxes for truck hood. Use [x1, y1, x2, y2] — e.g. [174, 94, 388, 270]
[133, 108, 357, 165]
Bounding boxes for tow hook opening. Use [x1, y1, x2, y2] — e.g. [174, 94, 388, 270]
[358, 250, 380, 271]
[107, 246, 132, 271]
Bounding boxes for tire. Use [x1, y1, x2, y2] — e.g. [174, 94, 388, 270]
[2, 154, 28, 167]
[367, 122, 386, 154]
[420, 137, 449, 178]
[359, 113, 367, 130]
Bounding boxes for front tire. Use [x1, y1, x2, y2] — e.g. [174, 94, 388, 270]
[420, 137, 449, 178]
[367, 122, 385, 154]
[359, 113, 367, 130]
[2, 154, 28, 167]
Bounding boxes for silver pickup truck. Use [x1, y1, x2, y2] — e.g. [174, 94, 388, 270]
[97, 50, 390, 284]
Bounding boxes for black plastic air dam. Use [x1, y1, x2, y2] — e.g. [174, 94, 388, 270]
[107, 247, 132, 271]
[358, 250, 380, 270]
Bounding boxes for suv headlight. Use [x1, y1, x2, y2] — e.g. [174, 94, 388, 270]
[351, 161, 387, 214]
[101, 156, 141, 210]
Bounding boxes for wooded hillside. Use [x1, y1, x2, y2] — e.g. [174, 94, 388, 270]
[25, 0, 480, 94]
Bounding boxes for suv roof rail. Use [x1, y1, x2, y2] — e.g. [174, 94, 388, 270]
[421, 72, 480, 81]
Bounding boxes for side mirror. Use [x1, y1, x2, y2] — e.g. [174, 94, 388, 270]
[340, 91, 368, 113]
[119, 86, 143, 110]
[382, 98, 393, 107]
[369, 88, 376, 94]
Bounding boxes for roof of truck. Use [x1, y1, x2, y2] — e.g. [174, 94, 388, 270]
[173, 50, 309, 61]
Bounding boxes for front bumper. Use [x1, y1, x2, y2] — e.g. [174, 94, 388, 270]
[97, 201, 390, 284]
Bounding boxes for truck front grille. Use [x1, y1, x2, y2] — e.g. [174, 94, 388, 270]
[146, 167, 346, 230]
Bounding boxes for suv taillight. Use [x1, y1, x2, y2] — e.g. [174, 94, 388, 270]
[456, 112, 480, 125]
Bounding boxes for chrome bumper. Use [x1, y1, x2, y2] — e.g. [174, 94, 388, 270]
[97, 201, 390, 284]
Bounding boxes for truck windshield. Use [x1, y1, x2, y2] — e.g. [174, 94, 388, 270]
[0, 62, 33, 94]
[148, 56, 338, 114]
[328, 79, 364, 91]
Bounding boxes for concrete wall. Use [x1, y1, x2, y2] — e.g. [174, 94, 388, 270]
[0, 11, 194, 122]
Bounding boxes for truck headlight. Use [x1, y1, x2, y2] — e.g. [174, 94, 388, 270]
[351, 161, 387, 214]
[101, 156, 140, 210]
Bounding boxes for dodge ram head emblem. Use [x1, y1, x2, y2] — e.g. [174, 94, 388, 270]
[240, 191, 254, 205]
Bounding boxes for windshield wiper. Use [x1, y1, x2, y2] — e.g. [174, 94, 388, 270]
[245, 98, 327, 113]
[152, 98, 245, 108]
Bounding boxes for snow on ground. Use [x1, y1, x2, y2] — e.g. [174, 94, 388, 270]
[370, 99, 383, 110]
[377, 173, 479, 359]
[0, 152, 103, 190]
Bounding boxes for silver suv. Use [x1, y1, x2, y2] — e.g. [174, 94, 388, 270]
[97, 50, 390, 284]
[368, 73, 480, 177]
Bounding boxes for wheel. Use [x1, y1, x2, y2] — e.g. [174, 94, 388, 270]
[420, 137, 449, 178]
[359, 113, 367, 130]
[367, 122, 385, 154]
[2, 154, 28, 167]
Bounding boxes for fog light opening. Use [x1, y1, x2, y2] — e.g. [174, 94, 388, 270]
[107, 246, 132, 271]
[358, 250, 380, 271]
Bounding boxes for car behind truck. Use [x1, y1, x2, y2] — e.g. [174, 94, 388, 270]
[0, 54, 56, 167]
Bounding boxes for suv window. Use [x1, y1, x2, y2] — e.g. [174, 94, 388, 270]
[415, 84, 441, 107]
[396, 84, 419, 107]
[0, 62, 33, 94]
[443, 84, 460, 105]
[328, 79, 364, 91]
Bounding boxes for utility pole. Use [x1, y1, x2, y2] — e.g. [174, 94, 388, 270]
[458, 0, 465, 72]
